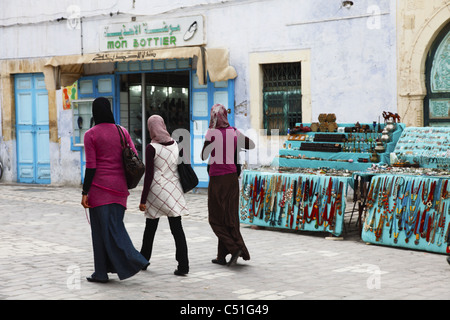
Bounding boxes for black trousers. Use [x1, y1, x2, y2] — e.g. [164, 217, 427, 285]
[140, 216, 189, 273]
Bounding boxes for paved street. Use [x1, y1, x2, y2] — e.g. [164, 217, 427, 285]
[1, 183, 450, 304]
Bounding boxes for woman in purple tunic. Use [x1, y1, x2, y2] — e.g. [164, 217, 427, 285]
[81, 97, 148, 283]
[201, 104, 255, 266]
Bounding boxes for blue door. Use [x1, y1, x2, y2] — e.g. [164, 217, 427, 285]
[75, 75, 116, 182]
[15, 74, 51, 184]
[190, 71, 235, 188]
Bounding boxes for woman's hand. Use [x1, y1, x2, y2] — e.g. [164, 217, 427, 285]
[81, 195, 91, 208]
[139, 203, 146, 211]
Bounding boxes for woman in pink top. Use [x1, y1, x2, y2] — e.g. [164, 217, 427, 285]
[81, 97, 148, 283]
[201, 104, 255, 266]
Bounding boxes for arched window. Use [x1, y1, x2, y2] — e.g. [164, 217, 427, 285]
[425, 23, 450, 126]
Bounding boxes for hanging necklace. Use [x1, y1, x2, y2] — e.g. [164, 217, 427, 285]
[286, 179, 297, 228]
[296, 179, 305, 230]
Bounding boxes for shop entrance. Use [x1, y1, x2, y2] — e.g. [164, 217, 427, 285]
[119, 71, 190, 158]
[14, 73, 51, 184]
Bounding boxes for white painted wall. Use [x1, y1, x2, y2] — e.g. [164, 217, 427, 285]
[0, 0, 397, 185]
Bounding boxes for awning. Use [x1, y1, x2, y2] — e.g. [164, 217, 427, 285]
[43, 46, 237, 91]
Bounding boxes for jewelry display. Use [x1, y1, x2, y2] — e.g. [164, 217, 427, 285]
[393, 127, 450, 169]
[277, 121, 404, 172]
[241, 112, 450, 255]
[239, 170, 350, 236]
[362, 174, 450, 254]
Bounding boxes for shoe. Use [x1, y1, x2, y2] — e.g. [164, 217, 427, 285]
[227, 249, 242, 266]
[447, 257, 450, 266]
[174, 269, 188, 276]
[142, 262, 150, 271]
[86, 276, 108, 283]
[212, 258, 227, 265]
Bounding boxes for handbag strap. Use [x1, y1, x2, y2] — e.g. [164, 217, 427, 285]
[115, 125, 127, 149]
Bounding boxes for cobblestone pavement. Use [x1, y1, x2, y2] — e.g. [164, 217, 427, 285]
[0, 183, 450, 304]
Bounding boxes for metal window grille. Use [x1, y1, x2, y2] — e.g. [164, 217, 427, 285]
[263, 62, 302, 135]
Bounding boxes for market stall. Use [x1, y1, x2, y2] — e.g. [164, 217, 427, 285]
[275, 121, 404, 171]
[239, 169, 351, 236]
[239, 114, 404, 236]
[361, 126, 450, 253]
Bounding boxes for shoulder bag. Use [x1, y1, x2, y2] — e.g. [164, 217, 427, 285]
[177, 145, 199, 193]
[116, 125, 145, 189]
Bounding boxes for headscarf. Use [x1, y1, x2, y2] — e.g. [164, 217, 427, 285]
[147, 115, 173, 144]
[209, 104, 230, 129]
[92, 97, 115, 125]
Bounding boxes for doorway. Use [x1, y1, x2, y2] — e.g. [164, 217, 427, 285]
[425, 22, 450, 126]
[115, 59, 235, 188]
[14, 73, 51, 184]
[119, 71, 190, 158]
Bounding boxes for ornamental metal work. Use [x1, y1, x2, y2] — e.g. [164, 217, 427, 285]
[427, 25, 450, 126]
[431, 31, 450, 93]
[262, 62, 302, 135]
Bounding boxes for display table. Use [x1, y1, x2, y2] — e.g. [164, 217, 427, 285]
[361, 174, 450, 254]
[239, 170, 352, 236]
[274, 123, 405, 171]
[394, 127, 450, 169]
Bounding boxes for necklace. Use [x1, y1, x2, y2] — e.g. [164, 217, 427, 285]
[421, 180, 436, 211]
[296, 179, 305, 230]
[286, 179, 297, 228]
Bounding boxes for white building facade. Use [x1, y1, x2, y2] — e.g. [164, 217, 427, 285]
[0, 0, 397, 186]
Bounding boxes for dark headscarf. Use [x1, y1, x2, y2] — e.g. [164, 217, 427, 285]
[92, 97, 115, 125]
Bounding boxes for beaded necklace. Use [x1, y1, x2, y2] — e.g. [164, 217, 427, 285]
[383, 177, 396, 224]
[239, 174, 251, 221]
[295, 179, 305, 230]
[286, 179, 297, 228]
[435, 202, 446, 246]
[255, 178, 266, 220]
[264, 176, 275, 223]
[277, 177, 288, 226]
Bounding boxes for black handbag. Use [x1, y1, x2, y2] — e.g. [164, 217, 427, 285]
[177, 146, 198, 193]
[116, 125, 145, 189]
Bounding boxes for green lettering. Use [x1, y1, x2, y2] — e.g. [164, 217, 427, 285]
[107, 41, 115, 49]
[153, 37, 159, 45]
[114, 41, 121, 49]
[162, 37, 169, 46]
[147, 38, 153, 46]
[133, 39, 139, 48]
[121, 40, 127, 48]
[170, 36, 176, 45]
[140, 39, 146, 47]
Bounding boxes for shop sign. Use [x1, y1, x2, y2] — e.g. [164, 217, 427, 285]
[99, 15, 205, 52]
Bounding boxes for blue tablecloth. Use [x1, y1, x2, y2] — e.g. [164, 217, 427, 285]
[361, 174, 450, 254]
[239, 170, 352, 236]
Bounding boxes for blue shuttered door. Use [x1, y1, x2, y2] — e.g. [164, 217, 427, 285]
[77, 75, 115, 183]
[190, 71, 235, 188]
[15, 74, 51, 184]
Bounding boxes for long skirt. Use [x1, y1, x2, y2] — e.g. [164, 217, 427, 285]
[89, 203, 148, 281]
[208, 173, 250, 261]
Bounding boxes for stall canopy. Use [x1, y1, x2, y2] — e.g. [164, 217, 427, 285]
[43, 46, 237, 91]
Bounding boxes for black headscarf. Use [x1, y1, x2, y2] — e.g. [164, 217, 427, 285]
[92, 97, 115, 125]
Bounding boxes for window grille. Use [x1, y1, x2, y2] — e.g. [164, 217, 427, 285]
[262, 62, 302, 135]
